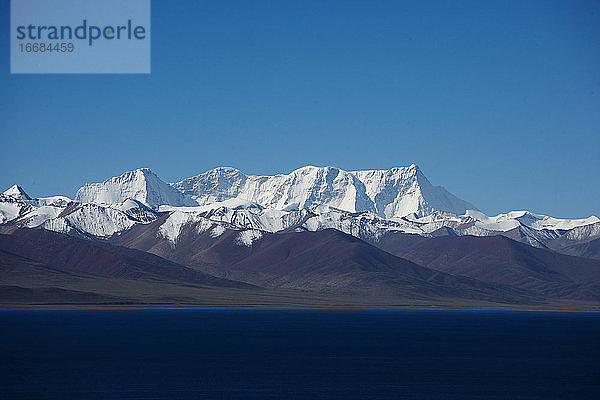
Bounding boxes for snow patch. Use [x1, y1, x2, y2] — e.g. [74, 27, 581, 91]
[42, 218, 72, 234]
[0, 202, 22, 224]
[196, 219, 215, 234]
[210, 225, 226, 238]
[158, 210, 207, 244]
[236, 230, 263, 247]
[159, 211, 192, 243]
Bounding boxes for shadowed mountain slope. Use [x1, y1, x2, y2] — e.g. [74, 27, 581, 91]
[557, 237, 600, 261]
[0, 228, 252, 289]
[397, 235, 600, 300]
[113, 220, 541, 303]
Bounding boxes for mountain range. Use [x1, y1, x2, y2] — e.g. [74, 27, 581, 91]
[1, 165, 599, 309]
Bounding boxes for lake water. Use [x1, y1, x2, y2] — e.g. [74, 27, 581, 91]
[0, 309, 598, 399]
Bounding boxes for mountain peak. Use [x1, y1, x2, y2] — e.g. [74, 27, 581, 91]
[212, 166, 242, 173]
[75, 168, 192, 209]
[125, 167, 156, 179]
[93, 168, 154, 186]
[289, 165, 346, 176]
[202, 166, 246, 180]
[3, 184, 31, 200]
[172, 166, 249, 205]
[136, 167, 153, 174]
[351, 165, 475, 218]
[75, 165, 475, 217]
[169, 164, 475, 217]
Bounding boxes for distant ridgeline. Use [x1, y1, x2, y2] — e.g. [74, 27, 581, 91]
[2, 164, 598, 247]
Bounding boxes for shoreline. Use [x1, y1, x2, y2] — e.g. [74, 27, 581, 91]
[3, 303, 600, 312]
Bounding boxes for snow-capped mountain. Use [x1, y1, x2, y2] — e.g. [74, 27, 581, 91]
[172, 166, 376, 214]
[3, 184, 31, 201]
[0, 186, 161, 237]
[463, 210, 599, 232]
[1, 165, 598, 256]
[170, 164, 473, 218]
[156, 201, 599, 248]
[75, 168, 193, 209]
[0, 185, 36, 224]
[352, 165, 476, 218]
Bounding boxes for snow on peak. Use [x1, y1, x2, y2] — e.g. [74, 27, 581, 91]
[3, 184, 31, 200]
[268, 165, 375, 213]
[465, 209, 600, 232]
[72, 164, 474, 218]
[172, 165, 375, 213]
[75, 168, 193, 209]
[35, 196, 72, 207]
[172, 165, 374, 214]
[171, 166, 248, 206]
[351, 165, 476, 218]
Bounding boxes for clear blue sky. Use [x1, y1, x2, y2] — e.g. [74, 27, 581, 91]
[1, 0, 599, 218]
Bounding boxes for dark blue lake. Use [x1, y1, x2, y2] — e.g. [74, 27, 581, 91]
[0, 309, 598, 399]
